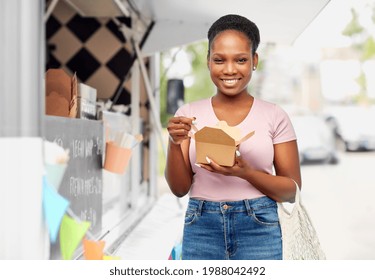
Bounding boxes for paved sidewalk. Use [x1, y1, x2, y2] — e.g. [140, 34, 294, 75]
[114, 191, 187, 260]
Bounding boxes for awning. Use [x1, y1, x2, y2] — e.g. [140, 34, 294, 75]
[61, 0, 331, 54]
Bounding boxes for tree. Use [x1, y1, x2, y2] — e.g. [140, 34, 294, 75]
[159, 41, 214, 127]
[342, 4, 375, 103]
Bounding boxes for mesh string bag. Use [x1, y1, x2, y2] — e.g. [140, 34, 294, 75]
[277, 183, 326, 260]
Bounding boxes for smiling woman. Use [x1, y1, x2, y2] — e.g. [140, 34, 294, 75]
[208, 29, 255, 102]
[164, 14, 301, 260]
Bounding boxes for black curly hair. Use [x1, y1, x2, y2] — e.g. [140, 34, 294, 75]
[207, 14, 260, 56]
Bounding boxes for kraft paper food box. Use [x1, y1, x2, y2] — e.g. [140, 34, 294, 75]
[45, 69, 77, 118]
[192, 121, 255, 167]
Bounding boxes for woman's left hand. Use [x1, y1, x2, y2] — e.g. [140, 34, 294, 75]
[198, 150, 251, 179]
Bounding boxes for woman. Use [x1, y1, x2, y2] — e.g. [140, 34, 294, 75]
[165, 14, 301, 260]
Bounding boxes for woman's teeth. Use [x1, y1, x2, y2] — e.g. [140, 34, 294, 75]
[222, 79, 238, 85]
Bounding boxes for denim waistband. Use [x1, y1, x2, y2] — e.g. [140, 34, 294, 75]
[187, 196, 276, 216]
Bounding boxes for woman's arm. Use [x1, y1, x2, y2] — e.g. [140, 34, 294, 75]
[241, 140, 301, 202]
[164, 116, 194, 197]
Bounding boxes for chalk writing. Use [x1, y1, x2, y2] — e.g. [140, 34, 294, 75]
[53, 137, 64, 148]
[80, 208, 97, 228]
[70, 176, 102, 197]
[85, 139, 93, 157]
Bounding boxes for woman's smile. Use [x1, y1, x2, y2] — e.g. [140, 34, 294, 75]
[221, 78, 241, 86]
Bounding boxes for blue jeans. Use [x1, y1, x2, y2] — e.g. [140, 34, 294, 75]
[182, 196, 282, 260]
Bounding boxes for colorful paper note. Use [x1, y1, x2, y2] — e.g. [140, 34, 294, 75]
[172, 243, 182, 260]
[60, 215, 91, 260]
[103, 255, 121, 260]
[83, 238, 105, 260]
[45, 163, 67, 191]
[42, 177, 69, 243]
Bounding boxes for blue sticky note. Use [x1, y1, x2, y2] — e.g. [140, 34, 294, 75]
[42, 177, 70, 243]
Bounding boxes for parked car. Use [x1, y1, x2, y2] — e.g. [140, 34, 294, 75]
[323, 106, 375, 151]
[291, 114, 339, 164]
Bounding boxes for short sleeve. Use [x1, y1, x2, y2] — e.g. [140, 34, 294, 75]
[272, 105, 296, 144]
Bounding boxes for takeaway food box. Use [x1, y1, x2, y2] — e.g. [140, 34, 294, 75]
[192, 121, 255, 167]
[45, 69, 97, 119]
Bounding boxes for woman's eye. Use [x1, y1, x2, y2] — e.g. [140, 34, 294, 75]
[213, 59, 223, 63]
[237, 58, 248, 63]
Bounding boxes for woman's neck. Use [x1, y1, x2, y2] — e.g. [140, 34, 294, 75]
[211, 92, 254, 126]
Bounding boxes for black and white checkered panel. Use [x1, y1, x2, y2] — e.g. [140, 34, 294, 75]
[46, 0, 133, 108]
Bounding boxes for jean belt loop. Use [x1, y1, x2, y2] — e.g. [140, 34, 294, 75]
[244, 199, 252, 216]
[197, 200, 204, 216]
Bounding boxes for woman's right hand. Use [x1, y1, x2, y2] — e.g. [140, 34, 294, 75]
[167, 116, 195, 145]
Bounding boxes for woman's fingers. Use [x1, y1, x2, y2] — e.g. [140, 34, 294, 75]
[197, 150, 249, 177]
[167, 116, 196, 144]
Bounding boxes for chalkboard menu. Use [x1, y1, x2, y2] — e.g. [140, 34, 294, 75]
[44, 116, 104, 258]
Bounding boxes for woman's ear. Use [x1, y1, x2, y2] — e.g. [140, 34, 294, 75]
[253, 52, 259, 69]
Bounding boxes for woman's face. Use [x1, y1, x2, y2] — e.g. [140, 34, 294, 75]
[208, 30, 258, 97]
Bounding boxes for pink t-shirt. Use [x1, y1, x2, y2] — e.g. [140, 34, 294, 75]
[175, 97, 296, 201]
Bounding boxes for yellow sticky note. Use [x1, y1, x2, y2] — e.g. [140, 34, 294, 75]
[103, 255, 121, 260]
[60, 215, 91, 260]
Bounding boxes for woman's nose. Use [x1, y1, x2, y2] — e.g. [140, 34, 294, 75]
[223, 62, 237, 74]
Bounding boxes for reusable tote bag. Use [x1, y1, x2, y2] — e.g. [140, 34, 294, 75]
[277, 183, 326, 260]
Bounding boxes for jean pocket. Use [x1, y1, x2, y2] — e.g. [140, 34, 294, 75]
[251, 205, 279, 226]
[184, 206, 198, 225]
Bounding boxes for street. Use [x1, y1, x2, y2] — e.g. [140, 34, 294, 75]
[300, 150, 375, 259]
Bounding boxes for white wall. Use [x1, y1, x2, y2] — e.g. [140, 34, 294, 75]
[0, 0, 47, 259]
